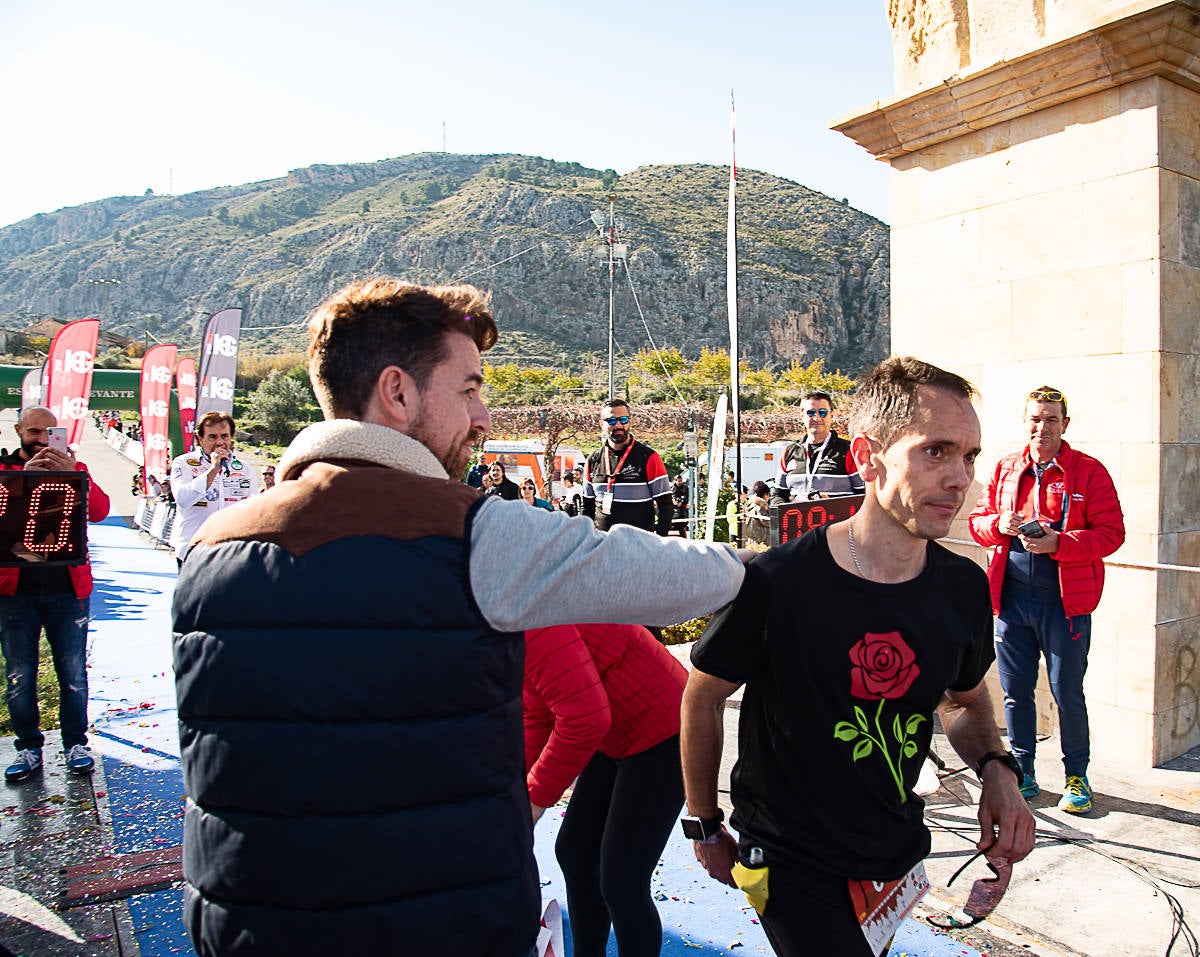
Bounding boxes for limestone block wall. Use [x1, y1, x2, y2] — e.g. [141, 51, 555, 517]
[889, 0, 1193, 93]
[895, 78, 1200, 766]
[838, 2, 1200, 764]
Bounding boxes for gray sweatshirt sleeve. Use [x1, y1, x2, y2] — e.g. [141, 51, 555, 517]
[469, 497, 745, 632]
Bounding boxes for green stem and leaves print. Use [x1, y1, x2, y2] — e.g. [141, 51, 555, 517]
[833, 631, 924, 804]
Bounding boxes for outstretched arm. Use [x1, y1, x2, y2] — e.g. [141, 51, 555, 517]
[937, 681, 1036, 864]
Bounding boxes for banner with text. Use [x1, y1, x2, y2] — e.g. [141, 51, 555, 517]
[196, 307, 242, 421]
[21, 368, 41, 409]
[176, 357, 198, 452]
[45, 318, 100, 446]
[140, 344, 178, 489]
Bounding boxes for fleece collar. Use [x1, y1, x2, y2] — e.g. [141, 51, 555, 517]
[278, 420, 448, 482]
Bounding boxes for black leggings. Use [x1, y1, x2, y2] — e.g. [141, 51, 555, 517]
[554, 735, 684, 957]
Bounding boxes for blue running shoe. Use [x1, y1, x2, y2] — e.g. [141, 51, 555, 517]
[5, 749, 42, 784]
[1058, 775, 1092, 813]
[64, 744, 94, 775]
[1019, 773, 1040, 800]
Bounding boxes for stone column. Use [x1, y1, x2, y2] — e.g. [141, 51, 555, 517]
[835, 1, 1200, 764]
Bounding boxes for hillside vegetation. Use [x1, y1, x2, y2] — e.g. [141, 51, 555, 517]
[0, 152, 889, 373]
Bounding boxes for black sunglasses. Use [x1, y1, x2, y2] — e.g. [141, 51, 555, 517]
[603, 415, 631, 426]
[805, 409, 830, 419]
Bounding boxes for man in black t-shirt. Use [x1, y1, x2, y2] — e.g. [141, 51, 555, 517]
[681, 358, 1035, 957]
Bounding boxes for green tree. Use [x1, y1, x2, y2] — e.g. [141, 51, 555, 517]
[631, 346, 687, 378]
[247, 369, 310, 443]
[775, 358, 855, 403]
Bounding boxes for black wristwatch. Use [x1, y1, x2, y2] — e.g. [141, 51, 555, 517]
[680, 809, 725, 841]
[976, 750, 1022, 784]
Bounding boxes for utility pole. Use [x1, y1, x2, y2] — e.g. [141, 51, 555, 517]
[88, 277, 120, 327]
[590, 199, 626, 399]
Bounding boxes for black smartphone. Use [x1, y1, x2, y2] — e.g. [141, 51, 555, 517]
[1017, 519, 1046, 539]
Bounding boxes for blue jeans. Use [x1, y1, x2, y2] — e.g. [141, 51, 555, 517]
[0, 592, 91, 751]
[995, 582, 1091, 777]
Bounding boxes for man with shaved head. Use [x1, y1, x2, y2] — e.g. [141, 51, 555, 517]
[0, 407, 110, 783]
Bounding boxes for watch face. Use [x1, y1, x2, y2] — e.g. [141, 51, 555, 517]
[681, 818, 705, 841]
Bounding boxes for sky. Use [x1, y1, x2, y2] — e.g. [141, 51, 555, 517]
[0, 0, 896, 230]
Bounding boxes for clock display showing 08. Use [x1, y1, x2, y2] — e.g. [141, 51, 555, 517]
[0, 471, 89, 567]
[769, 494, 865, 547]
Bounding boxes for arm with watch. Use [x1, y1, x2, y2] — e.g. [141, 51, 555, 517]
[679, 669, 742, 887]
[937, 681, 1037, 865]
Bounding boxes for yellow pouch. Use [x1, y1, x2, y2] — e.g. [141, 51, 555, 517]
[731, 861, 770, 916]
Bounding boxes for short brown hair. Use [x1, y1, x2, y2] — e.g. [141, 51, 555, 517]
[307, 278, 498, 419]
[195, 411, 235, 438]
[851, 356, 976, 449]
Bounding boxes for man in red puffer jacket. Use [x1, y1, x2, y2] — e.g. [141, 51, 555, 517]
[969, 386, 1124, 815]
[0, 407, 110, 784]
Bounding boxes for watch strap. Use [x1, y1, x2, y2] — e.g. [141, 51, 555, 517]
[976, 750, 1022, 784]
[681, 809, 725, 841]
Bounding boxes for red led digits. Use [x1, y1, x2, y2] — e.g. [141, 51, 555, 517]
[23, 481, 78, 554]
[770, 495, 866, 547]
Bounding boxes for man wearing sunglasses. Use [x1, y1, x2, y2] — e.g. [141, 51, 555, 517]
[582, 399, 674, 536]
[770, 391, 864, 505]
[969, 386, 1125, 814]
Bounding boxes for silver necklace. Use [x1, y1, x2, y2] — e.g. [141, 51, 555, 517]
[847, 520, 867, 578]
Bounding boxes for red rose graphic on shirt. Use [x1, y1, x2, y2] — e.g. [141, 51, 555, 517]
[849, 632, 920, 700]
[834, 631, 925, 804]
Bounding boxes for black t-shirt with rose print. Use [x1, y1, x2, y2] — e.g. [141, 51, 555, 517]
[691, 523, 993, 881]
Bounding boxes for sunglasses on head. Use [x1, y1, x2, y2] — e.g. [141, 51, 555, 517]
[805, 409, 830, 419]
[1028, 390, 1065, 403]
[603, 415, 631, 426]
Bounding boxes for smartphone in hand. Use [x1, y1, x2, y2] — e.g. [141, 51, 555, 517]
[1017, 518, 1046, 539]
[47, 427, 69, 455]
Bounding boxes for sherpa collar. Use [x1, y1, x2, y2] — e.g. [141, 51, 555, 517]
[278, 420, 449, 482]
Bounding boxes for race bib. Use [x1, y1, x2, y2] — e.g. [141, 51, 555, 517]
[848, 862, 929, 956]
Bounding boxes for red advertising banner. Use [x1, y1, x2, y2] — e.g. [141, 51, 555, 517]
[176, 357, 198, 453]
[140, 344, 178, 489]
[44, 318, 100, 446]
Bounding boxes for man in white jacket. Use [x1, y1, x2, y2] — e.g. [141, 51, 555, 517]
[169, 411, 259, 564]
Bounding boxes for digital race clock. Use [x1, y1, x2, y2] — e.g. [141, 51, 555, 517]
[770, 494, 865, 547]
[0, 471, 90, 567]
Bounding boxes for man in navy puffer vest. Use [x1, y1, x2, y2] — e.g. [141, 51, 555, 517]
[172, 278, 748, 957]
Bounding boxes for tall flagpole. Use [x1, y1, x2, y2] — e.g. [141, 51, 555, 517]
[726, 90, 742, 545]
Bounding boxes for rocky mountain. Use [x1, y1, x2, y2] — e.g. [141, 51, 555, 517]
[0, 153, 889, 371]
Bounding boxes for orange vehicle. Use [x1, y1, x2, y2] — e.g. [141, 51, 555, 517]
[482, 440, 585, 502]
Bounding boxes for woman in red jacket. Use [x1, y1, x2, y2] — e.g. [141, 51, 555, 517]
[525, 623, 686, 957]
